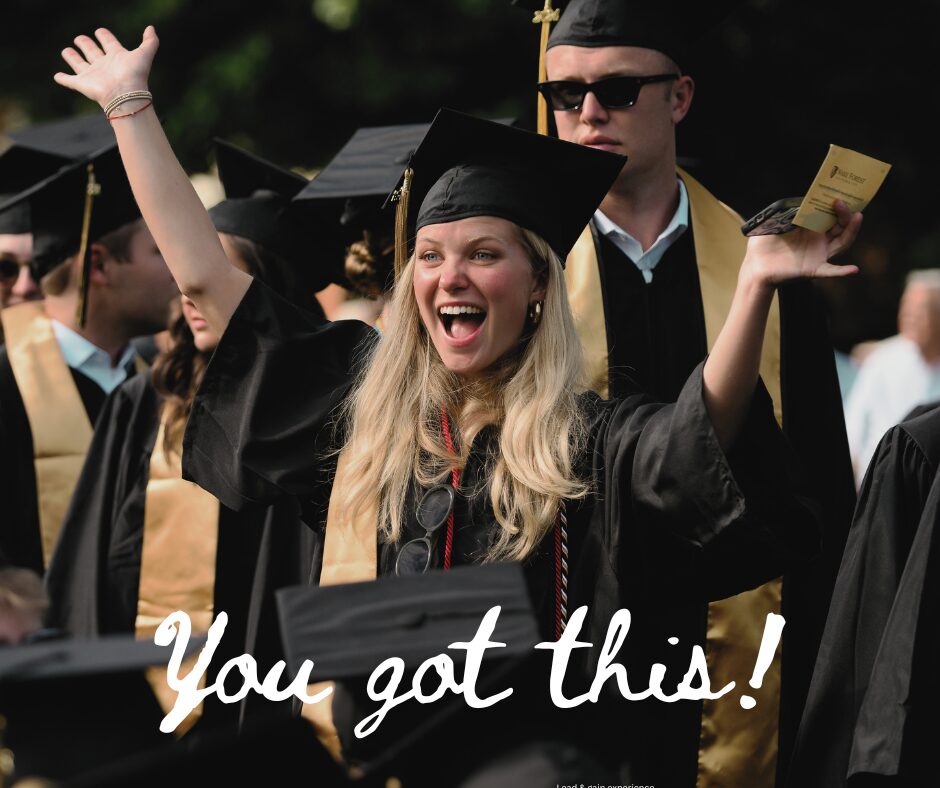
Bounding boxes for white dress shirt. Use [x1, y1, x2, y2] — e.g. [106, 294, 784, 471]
[593, 178, 690, 284]
[52, 320, 138, 395]
[844, 334, 940, 484]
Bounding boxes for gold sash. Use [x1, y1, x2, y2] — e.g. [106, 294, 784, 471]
[565, 170, 783, 788]
[137, 405, 220, 735]
[1, 302, 93, 568]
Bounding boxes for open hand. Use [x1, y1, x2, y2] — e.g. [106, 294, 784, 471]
[54, 26, 158, 109]
[743, 199, 862, 288]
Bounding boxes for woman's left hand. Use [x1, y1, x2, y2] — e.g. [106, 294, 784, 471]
[742, 199, 862, 289]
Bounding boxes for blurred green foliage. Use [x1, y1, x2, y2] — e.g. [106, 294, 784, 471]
[1, 0, 936, 345]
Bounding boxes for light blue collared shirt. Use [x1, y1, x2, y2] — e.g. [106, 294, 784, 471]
[52, 320, 137, 394]
[593, 178, 690, 284]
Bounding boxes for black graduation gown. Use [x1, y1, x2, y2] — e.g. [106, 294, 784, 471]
[592, 222, 857, 784]
[44, 372, 317, 730]
[180, 280, 822, 780]
[786, 406, 940, 787]
[0, 346, 111, 573]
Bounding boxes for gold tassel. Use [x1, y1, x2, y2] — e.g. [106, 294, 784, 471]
[533, 1, 560, 136]
[75, 163, 101, 328]
[392, 167, 413, 282]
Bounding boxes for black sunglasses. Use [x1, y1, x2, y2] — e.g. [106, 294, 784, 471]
[0, 257, 25, 282]
[395, 484, 456, 576]
[538, 73, 679, 111]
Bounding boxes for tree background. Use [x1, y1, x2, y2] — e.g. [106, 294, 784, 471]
[2, 0, 934, 350]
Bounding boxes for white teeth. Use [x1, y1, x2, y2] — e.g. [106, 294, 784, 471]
[438, 305, 485, 316]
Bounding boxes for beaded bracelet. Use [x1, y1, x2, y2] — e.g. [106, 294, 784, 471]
[107, 100, 153, 121]
[103, 90, 152, 117]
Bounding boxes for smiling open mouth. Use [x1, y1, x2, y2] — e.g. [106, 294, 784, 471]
[439, 305, 487, 340]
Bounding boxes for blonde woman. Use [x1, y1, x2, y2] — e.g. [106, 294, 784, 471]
[54, 26, 861, 776]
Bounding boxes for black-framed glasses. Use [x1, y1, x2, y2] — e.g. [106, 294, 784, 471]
[0, 257, 28, 282]
[537, 73, 679, 111]
[395, 484, 455, 576]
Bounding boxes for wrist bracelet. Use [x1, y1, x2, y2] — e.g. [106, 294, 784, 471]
[103, 90, 153, 117]
[107, 100, 153, 121]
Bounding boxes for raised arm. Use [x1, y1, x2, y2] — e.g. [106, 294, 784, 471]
[54, 26, 250, 335]
[703, 200, 861, 449]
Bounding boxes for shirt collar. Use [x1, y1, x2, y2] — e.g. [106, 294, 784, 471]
[593, 177, 689, 251]
[51, 320, 137, 374]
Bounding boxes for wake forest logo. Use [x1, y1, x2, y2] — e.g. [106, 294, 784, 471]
[830, 165, 867, 184]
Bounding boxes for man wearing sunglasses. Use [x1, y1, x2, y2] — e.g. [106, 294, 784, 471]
[538, 2, 856, 788]
[0, 233, 40, 311]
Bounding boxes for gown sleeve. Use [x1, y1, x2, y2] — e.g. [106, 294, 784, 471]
[592, 361, 823, 602]
[182, 278, 377, 512]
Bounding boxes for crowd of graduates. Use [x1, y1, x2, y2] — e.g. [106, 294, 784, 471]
[0, 2, 935, 787]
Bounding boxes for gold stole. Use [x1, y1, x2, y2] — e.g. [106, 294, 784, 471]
[136, 405, 220, 735]
[1, 302, 91, 568]
[565, 169, 784, 788]
[300, 449, 379, 764]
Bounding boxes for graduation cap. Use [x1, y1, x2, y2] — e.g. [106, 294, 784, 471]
[208, 139, 339, 294]
[0, 113, 115, 235]
[544, 0, 739, 68]
[293, 122, 431, 221]
[0, 142, 142, 325]
[388, 108, 625, 277]
[0, 147, 69, 234]
[290, 122, 431, 295]
[6, 113, 114, 160]
[277, 562, 541, 779]
[0, 634, 203, 782]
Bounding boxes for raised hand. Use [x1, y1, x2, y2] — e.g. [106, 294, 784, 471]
[743, 199, 862, 288]
[54, 26, 159, 109]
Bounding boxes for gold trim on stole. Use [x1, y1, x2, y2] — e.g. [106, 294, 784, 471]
[0, 301, 93, 568]
[564, 170, 784, 788]
[137, 405, 220, 736]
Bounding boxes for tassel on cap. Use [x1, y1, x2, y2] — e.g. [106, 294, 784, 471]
[533, 1, 560, 136]
[75, 163, 101, 327]
[392, 167, 413, 282]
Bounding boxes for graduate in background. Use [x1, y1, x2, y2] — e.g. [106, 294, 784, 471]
[291, 121, 430, 326]
[527, 1, 859, 782]
[787, 401, 940, 787]
[45, 139, 340, 735]
[0, 115, 115, 314]
[0, 141, 177, 575]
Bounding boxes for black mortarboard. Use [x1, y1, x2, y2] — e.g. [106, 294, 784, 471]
[0, 634, 202, 782]
[208, 140, 339, 293]
[0, 146, 66, 234]
[0, 144, 141, 278]
[290, 122, 431, 294]
[545, 0, 737, 68]
[278, 563, 538, 682]
[278, 562, 540, 778]
[389, 108, 624, 273]
[293, 122, 430, 215]
[6, 113, 114, 160]
[0, 114, 115, 235]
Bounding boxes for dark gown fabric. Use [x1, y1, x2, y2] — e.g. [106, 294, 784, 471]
[180, 280, 822, 781]
[591, 221, 857, 785]
[0, 346, 111, 573]
[786, 407, 940, 787]
[44, 372, 317, 730]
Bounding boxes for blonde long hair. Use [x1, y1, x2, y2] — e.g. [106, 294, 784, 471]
[335, 226, 589, 562]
